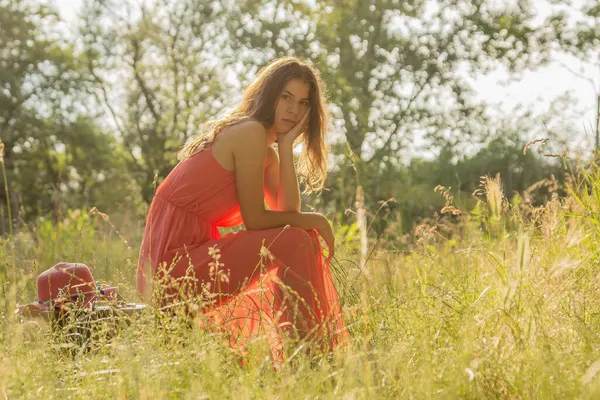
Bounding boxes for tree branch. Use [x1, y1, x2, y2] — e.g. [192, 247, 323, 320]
[87, 56, 126, 139]
[166, 2, 189, 140]
[131, 38, 161, 124]
[367, 73, 433, 164]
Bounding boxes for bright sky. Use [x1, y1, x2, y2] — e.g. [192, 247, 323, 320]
[50, 0, 598, 151]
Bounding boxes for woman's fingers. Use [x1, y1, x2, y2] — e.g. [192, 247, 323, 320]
[325, 238, 335, 263]
[301, 108, 310, 122]
[325, 243, 334, 263]
[297, 109, 310, 132]
[317, 224, 335, 263]
[278, 109, 311, 145]
[296, 110, 310, 133]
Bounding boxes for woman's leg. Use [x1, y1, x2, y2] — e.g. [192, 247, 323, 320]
[165, 226, 344, 349]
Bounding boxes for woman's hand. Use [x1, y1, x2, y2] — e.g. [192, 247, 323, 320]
[277, 109, 310, 147]
[316, 215, 335, 263]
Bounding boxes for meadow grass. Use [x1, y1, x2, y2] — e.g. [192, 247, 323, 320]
[2, 167, 600, 399]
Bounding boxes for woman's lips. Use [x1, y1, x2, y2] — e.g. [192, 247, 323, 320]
[283, 119, 296, 125]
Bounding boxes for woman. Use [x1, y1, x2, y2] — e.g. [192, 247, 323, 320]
[137, 57, 347, 359]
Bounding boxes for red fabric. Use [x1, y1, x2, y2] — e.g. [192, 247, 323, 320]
[137, 145, 348, 358]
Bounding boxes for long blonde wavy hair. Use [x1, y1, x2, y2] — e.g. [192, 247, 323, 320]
[177, 57, 330, 192]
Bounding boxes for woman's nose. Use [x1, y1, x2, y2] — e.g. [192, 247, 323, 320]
[288, 101, 300, 115]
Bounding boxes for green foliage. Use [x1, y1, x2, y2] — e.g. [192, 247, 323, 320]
[226, 0, 558, 161]
[2, 0, 593, 231]
[0, 0, 144, 224]
[220, 0, 583, 241]
[79, 0, 234, 202]
[544, 0, 600, 146]
[317, 127, 564, 242]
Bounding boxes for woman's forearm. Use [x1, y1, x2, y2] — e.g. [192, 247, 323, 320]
[245, 210, 325, 231]
[276, 141, 301, 212]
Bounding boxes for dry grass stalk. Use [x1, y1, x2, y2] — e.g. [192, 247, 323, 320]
[0, 137, 11, 237]
[523, 137, 549, 155]
[355, 185, 368, 275]
[434, 185, 463, 215]
[543, 149, 572, 159]
[414, 223, 437, 245]
[476, 174, 505, 220]
[540, 199, 562, 237]
[89, 207, 133, 255]
[523, 175, 559, 204]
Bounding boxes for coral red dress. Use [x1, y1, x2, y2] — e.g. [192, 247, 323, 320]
[137, 144, 347, 356]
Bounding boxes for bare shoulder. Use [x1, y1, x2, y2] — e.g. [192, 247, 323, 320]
[219, 120, 269, 172]
[221, 120, 266, 146]
[212, 120, 267, 169]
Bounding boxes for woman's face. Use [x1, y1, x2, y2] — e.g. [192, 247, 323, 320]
[272, 78, 311, 135]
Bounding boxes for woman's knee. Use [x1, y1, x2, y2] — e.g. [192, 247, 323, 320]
[282, 227, 315, 250]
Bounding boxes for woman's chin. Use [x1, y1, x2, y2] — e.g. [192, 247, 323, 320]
[277, 125, 293, 134]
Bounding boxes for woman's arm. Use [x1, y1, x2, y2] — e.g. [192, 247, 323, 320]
[264, 109, 310, 212]
[233, 121, 323, 231]
[234, 121, 335, 258]
[263, 141, 301, 212]
[276, 139, 301, 211]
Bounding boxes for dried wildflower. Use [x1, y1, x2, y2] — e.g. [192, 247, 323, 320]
[89, 206, 110, 222]
[414, 223, 437, 246]
[218, 269, 230, 284]
[208, 245, 220, 258]
[440, 205, 463, 216]
[415, 223, 436, 237]
[259, 245, 276, 262]
[476, 174, 504, 220]
[208, 260, 224, 280]
[207, 244, 226, 283]
[201, 281, 217, 300]
[435, 185, 463, 216]
[355, 185, 368, 273]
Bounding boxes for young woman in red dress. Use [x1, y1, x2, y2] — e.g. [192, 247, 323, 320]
[137, 57, 348, 361]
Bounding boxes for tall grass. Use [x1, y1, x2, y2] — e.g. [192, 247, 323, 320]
[2, 164, 600, 398]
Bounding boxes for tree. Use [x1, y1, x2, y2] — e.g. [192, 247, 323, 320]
[223, 0, 562, 228]
[227, 0, 557, 160]
[547, 0, 600, 148]
[0, 0, 141, 224]
[79, 0, 236, 202]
